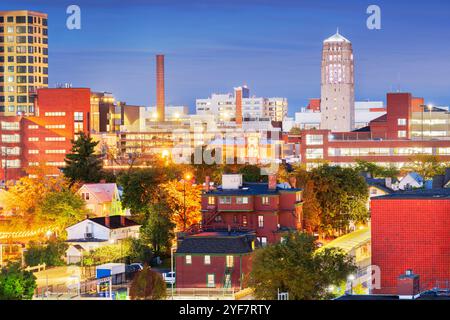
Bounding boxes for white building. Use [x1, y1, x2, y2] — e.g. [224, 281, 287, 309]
[145, 105, 189, 124]
[196, 86, 288, 122]
[286, 101, 386, 132]
[65, 216, 141, 264]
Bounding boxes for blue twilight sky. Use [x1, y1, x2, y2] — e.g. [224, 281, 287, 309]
[3, 0, 450, 115]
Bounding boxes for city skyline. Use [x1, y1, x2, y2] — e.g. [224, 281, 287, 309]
[2, 0, 450, 116]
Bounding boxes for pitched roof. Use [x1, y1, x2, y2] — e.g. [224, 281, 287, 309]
[88, 216, 140, 229]
[324, 30, 351, 43]
[373, 188, 450, 200]
[176, 234, 254, 254]
[80, 183, 118, 203]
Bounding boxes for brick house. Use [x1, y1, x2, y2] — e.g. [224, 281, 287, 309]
[175, 174, 303, 289]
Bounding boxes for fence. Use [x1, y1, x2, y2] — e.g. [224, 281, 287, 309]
[167, 288, 236, 300]
[25, 263, 46, 272]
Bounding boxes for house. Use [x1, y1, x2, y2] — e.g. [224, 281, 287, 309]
[175, 174, 303, 289]
[175, 232, 255, 289]
[65, 216, 140, 264]
[364, 177, 394, 210]
[397, 172, 424, 191]
[77, 183, 124, 217]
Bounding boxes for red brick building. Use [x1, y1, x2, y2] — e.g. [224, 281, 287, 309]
[371, 188, 450, 294]
[175, 174, 303, 289]
[0, 88, 91, 181]
[286, 92, 450, 168]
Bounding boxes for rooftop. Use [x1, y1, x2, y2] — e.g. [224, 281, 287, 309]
[374, 188, 450, 200]
[206, 182, 301, 196]
[177, 233, 254, 254]
[88, 216, 140, 229]
[324, 30, 351, 43]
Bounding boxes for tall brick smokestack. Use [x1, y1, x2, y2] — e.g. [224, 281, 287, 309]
[235, 87, 243, 127]
[156, 54, 165, 122]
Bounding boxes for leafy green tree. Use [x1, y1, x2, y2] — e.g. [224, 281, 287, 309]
[140, 204, 175, 255]
[294, 165, 369, 236]
[238, 165, 262, 182]
[405, 155, 447, 180]
[63, 132, 103, 185]
[354, 160, 399, 178]
[129, 266, 167, 300]
[125, 238, 154, 265]
[289, 127, 302, 135]
[25, 240, 68, 267]
[0, 264, 37, 300]
[249, 232, 356, 300]
[36, 189, 87, 231]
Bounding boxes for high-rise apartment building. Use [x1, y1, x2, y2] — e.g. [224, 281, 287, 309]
[320, 30, 355, 132]
[0, 10, 49, 116]
[196, 86, 288, 123]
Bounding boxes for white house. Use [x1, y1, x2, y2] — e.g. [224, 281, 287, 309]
[65, 216, 140, 264]
[397, 172, 424, 191]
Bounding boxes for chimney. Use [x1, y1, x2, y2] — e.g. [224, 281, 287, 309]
[385, 177, 392, 189]
[204, 176, 210, 192]
[289, 176, 297, 189]
[397, 270, 420, 300]
[268, 174, 277, 190]
[120, 215, 126, 227]
[156, 54, 165, 122]
[235, 87, 243, 127]
[105, 215, 110, 228]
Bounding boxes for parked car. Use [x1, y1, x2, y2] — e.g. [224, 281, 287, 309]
[162, 271, 175, 285]
[126, 263, 144, 274]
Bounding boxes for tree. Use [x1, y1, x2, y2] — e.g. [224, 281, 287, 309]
[293, 165, 369, 236]
[302, 180, 322, 233]
[354, 160, 399, 178]
[0, 170, 68, 228]
[0, 264, 36, 300]
[63, 132, 103, 185]
[36, 189, 87, 231]
[25, 240, 68, 267]
[289, 127, 302, 135]
[129, 266, 167, 300]
[406, 155, 447, 180]
[238, 165, 262, 182]
[161, 179, 202, 232]
[248, 232, 356, 300]
[139, 204, 175, 255]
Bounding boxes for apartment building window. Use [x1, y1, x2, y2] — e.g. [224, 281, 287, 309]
[74, 122, 83, 132]
[45, 112, 66, 116]
[398, 131, 407, 138]
[219, 196, 232, 204]
[261, 196, 269, 205]
[28, 150, 39, 154]
[208, 197, 215, 205]
[1, 147, 20, 156]
[28, 125, 39, 129]
[45, 150, 66, 154]
[398, 118, 407, 126]
[74, 112, 84, 121]
[226, 256, 234, 268]
[1, 122, 20, 130]
[306, 148, 324, 159]
[28, 137, 39, 142]
[185, 255, 192, 265]
[28, 162, 39, 167]
[1, 159, 20, 169]
[204, 255, 211, 265]
[206, 274, 215, 288]
[45, 137, 66, 142]
[236, 197, 249, 204]
[2, 134, 20, 143]
[305, 134, 324, 146]
[45, 124, 65, 129]
[258, 215, 264, 228]
[46, 162, 65, 167]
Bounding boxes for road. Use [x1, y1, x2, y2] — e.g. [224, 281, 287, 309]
[34, 266, 84, 289]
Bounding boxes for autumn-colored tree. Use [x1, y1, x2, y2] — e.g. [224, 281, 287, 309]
[302, 179, 322, 234]
[161, 179, 202, 232]
[0, 165, 69, 228]
[129, 266, 167, 300]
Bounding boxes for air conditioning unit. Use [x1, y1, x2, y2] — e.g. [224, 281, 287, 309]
[84, 233, 93, 239]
